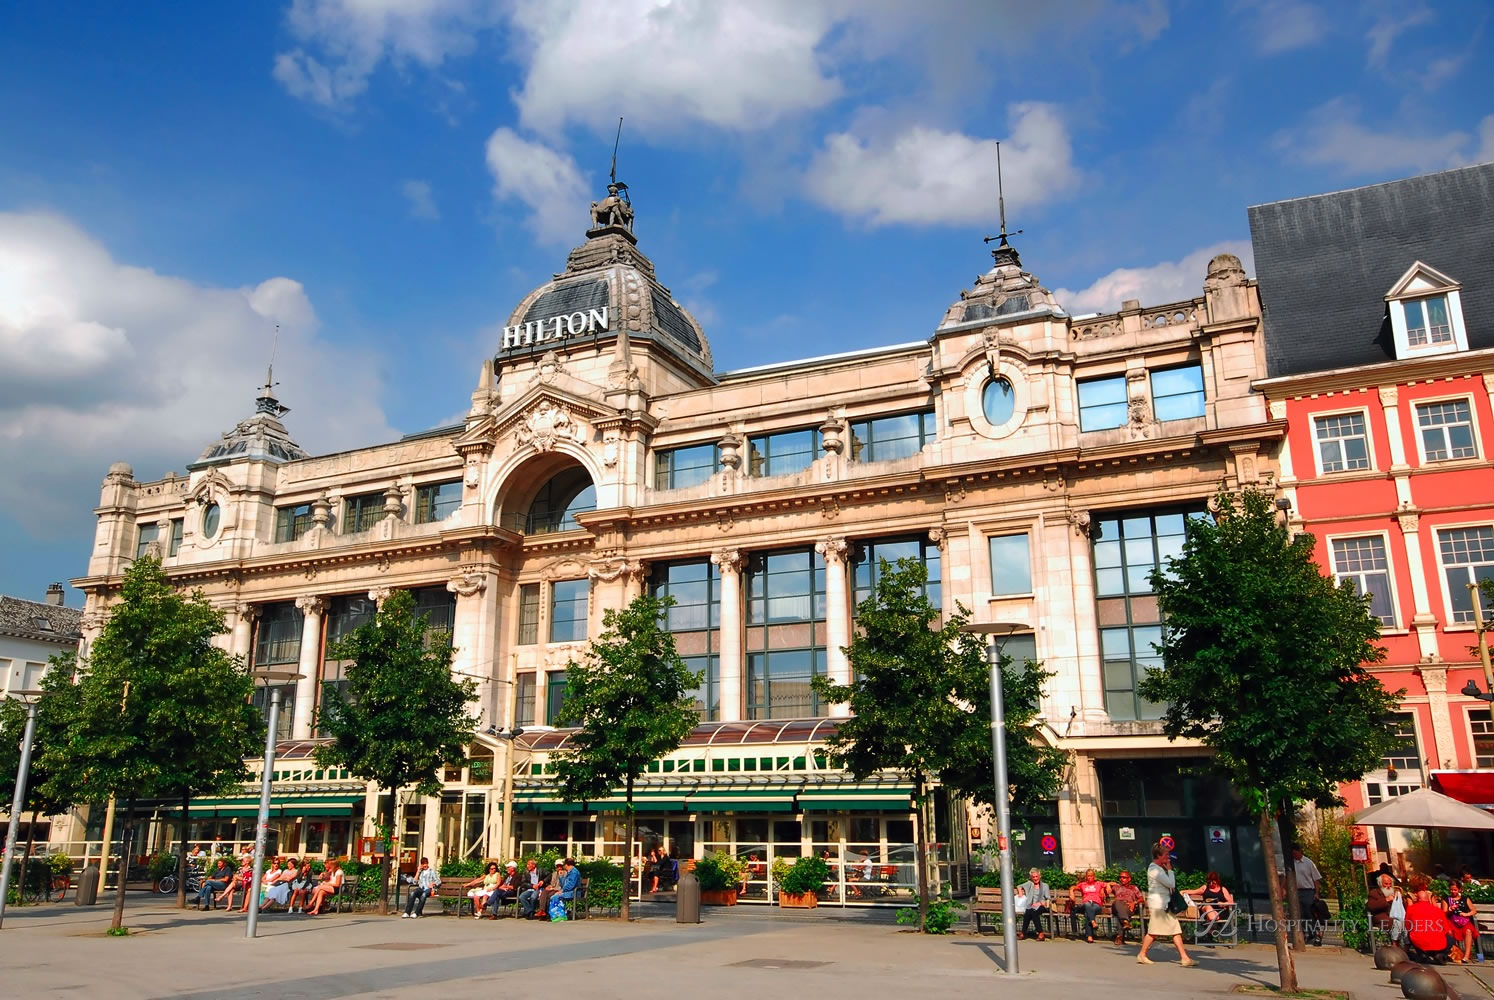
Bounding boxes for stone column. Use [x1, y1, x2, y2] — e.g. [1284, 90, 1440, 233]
[232, 603, 259, 661]
[1058, 752, 1105, 871]
[368, 586, 392, 609]
[1380, 385, 1414, 508]
[1397, 511, 1441, 661]
[712, 548, 745, 722]
[1418, 666, 1456, 771]
[293, 596, 326, 740]
[448, 567, 497, 725]
[816, 536, 851, 718]
[1063, 511, 1107, 725]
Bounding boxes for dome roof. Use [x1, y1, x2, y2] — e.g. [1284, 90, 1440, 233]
[188, 371, 310, 470]
[497, 202, 712, 373]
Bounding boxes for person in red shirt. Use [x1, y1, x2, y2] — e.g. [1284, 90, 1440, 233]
[1404, 876, 1453, 961]
[1070, 869, 1110, 943]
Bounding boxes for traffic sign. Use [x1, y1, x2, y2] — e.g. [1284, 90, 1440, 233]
[1209, 828, 1228, 844]
[1159, 834, 1175, 852]
[1040, 834, 1058, 855]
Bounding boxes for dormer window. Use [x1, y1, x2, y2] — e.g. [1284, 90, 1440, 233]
[1385, 261, 1468, 360]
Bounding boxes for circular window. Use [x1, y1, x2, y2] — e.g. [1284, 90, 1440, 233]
[982, 377, 1016, 426]
[201, 503, 221, 539]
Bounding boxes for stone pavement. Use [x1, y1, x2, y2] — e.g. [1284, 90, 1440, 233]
[1, 898, 1491, 999]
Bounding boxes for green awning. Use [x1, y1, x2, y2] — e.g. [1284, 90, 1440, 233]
[590, 798, 688, 813]
[798, 786, 913, 812]
[185, 794, 363, 818]
[799, 797, 913, 812]
[686, 793, 797, 813]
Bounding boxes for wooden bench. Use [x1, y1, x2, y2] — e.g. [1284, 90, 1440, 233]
[435, 882, 478, 917]
[972, 886, 1002, 932]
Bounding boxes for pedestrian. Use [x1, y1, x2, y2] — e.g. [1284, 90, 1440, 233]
[402, 857, 440, 918]
[1137, 842, 1196, 967]
[1291, 844, 1323, 945]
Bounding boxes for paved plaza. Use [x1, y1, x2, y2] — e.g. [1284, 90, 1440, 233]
[2, 898, 1489, 999]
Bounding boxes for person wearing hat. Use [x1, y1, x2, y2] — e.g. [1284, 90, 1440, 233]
[487, 861, 521, 917]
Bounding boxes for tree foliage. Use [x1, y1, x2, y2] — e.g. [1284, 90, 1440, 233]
[32, 556, 264, 927]
[0, 670, 73, 820]
[1136, 488, 1401, 990]
[314, 588, 477, 913]
[811, 558, 1068, 931]
[553, 592, 702, 921]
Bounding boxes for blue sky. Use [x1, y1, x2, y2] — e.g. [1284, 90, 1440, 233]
[1, 0, 1491, 604]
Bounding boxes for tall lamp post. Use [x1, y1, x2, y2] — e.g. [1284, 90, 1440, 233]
[959, 621, 1029, 976]
[1460, 584, 1494, 716]
[0, 689, 42, 930]
[246, 669, 301, 940]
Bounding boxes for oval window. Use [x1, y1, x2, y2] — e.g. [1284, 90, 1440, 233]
[982, 377, 1016, 426]
[201, 503, 221, 539]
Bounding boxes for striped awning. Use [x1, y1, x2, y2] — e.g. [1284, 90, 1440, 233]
[183, 794, 363, 819]
[797, 785, 913, 813]
[686, 791, 797, 813]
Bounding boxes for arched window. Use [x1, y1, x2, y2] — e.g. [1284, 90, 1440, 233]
[526, 468, 596, 534]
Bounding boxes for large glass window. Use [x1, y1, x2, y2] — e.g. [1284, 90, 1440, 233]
[516, 674, 536, 728]
[748, 428, 819, 478]
[1093, 509, 1202, 721]
[414, 480, 463, 524]
[343, 492, 388, 533]
[411, 585, 456, 646]
[546, 671, 570, 726]
[651, 559, 721, 720]
[253, 602, 303, 668]
[853, 537, 941, 611]
[848, 411, 936, 463]
[1331, 536, 1396, 626]
[746, 549, 826, 719]
[1472, 716, 1494, 769]
[1078, 376, 1128, 431]
[1439, 526, 1494, 623]
[251, 685, 296, 742]
[982, 378, 1016, 426]
[135, 522, 159, 559]
[1313, 412, 1371, 473]
[1416, 399, 1477, 462]
[275, 503, 315, 542]
[1405, 294, 1453, 346]
[525, 468, 595, 534]
[989, 534, 1032, 596]
[321, 594, 376, 732]
[549, 579, 589, 643]
[168, 518, 184, 557]
[1383, 712, 1421, 776]
[654, 444, 720, 490]
[1150, 365, 1205, 422]
[517, 583, 540, 645]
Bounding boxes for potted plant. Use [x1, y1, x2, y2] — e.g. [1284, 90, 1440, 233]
[695, 852, 744, 905]
[778, 856, 829, 909]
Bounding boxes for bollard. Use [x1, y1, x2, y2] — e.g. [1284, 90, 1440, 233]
[75, 865, 100, 906]
[676, 869, 701, 923]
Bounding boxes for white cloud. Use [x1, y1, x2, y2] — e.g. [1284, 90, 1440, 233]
[803, 103, 1081, 227]
[0, 212, 395, 535]
[506, 0, 843, 135]
[1242, 0, 1326, 55]
[1367, 7, 1434, 68]
[484, 127, 589, 246]
[401, 178, 440, 220]
[1053, 241, 1255, 316]
[273, 0, 498, 108]
[1275, 99, 1494, 174]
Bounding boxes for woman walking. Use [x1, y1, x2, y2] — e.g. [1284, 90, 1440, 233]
[1138, 842, 1196, 967]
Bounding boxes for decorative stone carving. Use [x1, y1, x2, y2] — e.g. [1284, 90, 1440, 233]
[1397, 511, 1421, 533]
[531, 350, 567, 385]
[303, 564, 319, 581]
[928, 527, 947, 549]
[234, 603, 261, 623]
[711, 548, 744, 574]
[465, 457, 482, 488]
[815, 536, 850, 565]
[589, 182, 634, 231]
[312, 493, 333, 526]
[1066, 509, 1093, 537]
[820, 499, 842, 520]
[382, 486, 404, 517]
[79, 611, 107, 633]
[294, 595, 327, 616]
[718, 433, 742, 471]
[368, 586, 392, 607]
[540, 557, 589, 582]
[602, 430, 620, 468]
[516, 399, 583, 452]
[1128, 396, 1151, 427]
[819, 414, 846, 455]
[588, 556, 629, 582]
[447, 569, 488, 597]
[1378, 385, 1399, 407]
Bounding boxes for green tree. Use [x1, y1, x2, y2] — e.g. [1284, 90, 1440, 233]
[1137, 489, 1401, 993]
[552, 593, 702, 922]
[0, 670, 74, 901]
[811, 559, 1067, 933]
[35, 556, 265, 930]
[314, 589, 477, 914]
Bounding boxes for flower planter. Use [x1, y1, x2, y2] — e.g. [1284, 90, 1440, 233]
[778, 891, 818, 909]
[701, 889, 739, 906]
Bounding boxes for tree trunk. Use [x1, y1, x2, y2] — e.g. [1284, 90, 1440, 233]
[1278, 795, 1305, 950]
[914, 772, 929, 933]
[377, 794, 391, 916]
[110, 799, 133, 931]
[621, 772, 633, 923]
[177, 791, 190, 909]
[1259, 806, 1298, 992]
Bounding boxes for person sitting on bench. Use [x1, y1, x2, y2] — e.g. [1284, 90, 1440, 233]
[1185, 871, 1234, 941]
[1018, 868, 1053, 941]
[1111, 870, 1146, 946]
[1405, 877, 1454, 964]
[487, 861, 520, 917]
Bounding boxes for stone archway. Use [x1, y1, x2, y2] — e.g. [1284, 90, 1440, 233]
[492, 452, 596, 535]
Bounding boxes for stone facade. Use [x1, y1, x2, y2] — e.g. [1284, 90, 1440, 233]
[68, 206, 1281, 881]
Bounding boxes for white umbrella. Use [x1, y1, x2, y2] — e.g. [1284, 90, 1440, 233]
[1352, 787, 1494, 831]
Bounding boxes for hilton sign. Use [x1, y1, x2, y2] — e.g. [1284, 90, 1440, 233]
[501, 307, 610, 350]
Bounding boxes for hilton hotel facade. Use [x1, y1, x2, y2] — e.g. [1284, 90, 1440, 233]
[58, 194, 1283, 903]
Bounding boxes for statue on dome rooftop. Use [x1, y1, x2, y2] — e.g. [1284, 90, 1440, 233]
[590, 181, 634, 232]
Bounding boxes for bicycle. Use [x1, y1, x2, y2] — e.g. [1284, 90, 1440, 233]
[158, 867, 205, 896]
[20, 873, 70, 904]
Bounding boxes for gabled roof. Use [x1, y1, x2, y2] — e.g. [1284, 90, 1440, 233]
[1248, 162, 1494, 378]
[1384, 259, 1461, 300]
[0, 595, 83, 644]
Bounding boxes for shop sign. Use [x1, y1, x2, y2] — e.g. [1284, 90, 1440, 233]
[1209, 827, 1228, 844]
[1118, 827, 1136, 841]
[501, 307, 610, 350]
[1013, 830, 1027, 843]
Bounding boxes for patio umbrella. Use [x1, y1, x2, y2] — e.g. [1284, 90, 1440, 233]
[1352, 787, 1494, 830]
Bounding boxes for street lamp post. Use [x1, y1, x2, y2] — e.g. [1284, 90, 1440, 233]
[959, 622, 1029, 977]
[246, 670, 301, 940]
[1460, 584, 1494, 717]
[0, 692, 41, 930]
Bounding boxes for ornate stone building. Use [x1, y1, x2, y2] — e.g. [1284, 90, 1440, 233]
[65, 191, 1282, 899]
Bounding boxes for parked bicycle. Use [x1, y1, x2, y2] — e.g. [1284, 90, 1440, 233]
[157, 867, 204, 896]
[20, 872, 70, 903]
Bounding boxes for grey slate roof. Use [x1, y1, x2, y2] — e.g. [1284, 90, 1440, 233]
[0, 595, 83, 644]
[1248, 162, 1494, 378]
